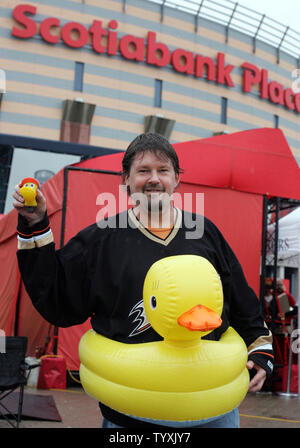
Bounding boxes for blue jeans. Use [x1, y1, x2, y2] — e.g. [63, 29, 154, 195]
[102, 408, 239, 428]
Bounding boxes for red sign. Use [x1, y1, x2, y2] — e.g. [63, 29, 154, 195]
[11, 4, 300, 113]
[241, 62, 299, 111]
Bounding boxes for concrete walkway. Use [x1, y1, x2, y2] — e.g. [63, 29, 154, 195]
[0, 386, 299, 428]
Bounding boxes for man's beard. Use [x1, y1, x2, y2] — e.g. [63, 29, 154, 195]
[146, 194, 164, 212]
[136, 191, 173, 228]
[142, 186, 165, 210]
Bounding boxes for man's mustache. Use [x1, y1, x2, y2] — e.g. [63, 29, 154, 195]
[143, 186, 165, 192]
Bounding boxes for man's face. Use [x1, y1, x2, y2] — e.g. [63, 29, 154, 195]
[124, 150, 179, 212]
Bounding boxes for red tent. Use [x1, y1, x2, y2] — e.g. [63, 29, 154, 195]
[77, 127, 300, 199]
[1, 128, 300, 370]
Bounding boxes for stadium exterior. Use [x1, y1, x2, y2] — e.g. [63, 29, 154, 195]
[1, 0, 300, 211]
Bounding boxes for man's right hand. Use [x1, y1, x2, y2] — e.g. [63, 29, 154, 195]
[13, 183, 47, 226]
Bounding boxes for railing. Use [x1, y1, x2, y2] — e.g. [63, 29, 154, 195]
[142, 0, 300, 61]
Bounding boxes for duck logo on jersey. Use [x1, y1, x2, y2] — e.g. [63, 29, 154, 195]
[128, 299, 151, 337]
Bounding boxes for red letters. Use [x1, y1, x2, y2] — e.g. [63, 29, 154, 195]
[242, 62, 298, 112]
[260, 69, 269, 99]
[12, 4, 37, 39]
[217, 53, 235, 87]
[171, 49, 194, 75]
[10, 4, 300, 114]
[119, 35, 145, 61]
[269, 81, 284, 105]
[39, 17, 60, 44]
[241, 62, 261, 92]
[294, 94, 300, 113]
[89, 20, 107, 53]
[107, 20, 118, 55]
[195, 55, 216, 81]
[61, 22, 89, 48]
[284, 88, 296, 111]
[147, 32, 170, 67]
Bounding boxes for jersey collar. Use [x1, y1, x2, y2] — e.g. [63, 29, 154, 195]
[128, 207, 182, 246]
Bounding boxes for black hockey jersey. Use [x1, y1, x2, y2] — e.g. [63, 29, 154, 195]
[17, 208, 273, 427]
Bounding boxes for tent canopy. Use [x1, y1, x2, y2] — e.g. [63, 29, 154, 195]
[77, 128, 300, 200]
[268, 206, 300, 265]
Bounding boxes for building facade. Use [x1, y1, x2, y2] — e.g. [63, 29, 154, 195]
[1, 0, 300, 191]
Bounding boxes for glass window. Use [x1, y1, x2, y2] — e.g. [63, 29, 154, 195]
[74, 62, 84, 92]
[221, 97, 227, 124]
[154, 79, 162, 108]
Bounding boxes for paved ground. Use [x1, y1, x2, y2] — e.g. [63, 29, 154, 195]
[239, 391, 300, 428]
[0, 386, 300, 429]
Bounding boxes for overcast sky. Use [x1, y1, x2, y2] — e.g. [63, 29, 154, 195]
[233, 0, 300, 33]
[172, 0, 300, 33]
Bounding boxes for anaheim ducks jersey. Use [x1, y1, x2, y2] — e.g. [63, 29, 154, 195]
[17, 208, 273, 427]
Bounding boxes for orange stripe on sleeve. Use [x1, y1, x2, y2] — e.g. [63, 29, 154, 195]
[250, 351, 274, 358]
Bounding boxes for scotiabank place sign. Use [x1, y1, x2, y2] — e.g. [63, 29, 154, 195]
[11, 4, 300, 113]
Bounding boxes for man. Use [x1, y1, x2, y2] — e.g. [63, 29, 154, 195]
[13, 133, 273, 428]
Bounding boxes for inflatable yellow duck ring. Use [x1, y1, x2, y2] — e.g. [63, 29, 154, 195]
[79, 255, 249, 423]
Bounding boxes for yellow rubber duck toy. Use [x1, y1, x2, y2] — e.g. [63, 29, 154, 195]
[19, 178, 39, 212]
[79, 255, 249, 423]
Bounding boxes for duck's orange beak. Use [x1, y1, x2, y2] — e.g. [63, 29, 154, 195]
[177, 304, 222, 332]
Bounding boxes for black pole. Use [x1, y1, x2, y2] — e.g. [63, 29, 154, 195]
[59, 167, 69, 249]
[272, 197, 280, 302]
[53, 167, 69, 355]
[13, 277, 23, 336]
[260, 195, 269, 302]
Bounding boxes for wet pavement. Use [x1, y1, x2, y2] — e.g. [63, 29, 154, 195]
[0, 386, 300, 429]
[239, 392, 300, 428]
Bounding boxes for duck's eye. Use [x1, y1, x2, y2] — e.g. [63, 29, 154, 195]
[30, 183, 35, 188]
[150, 295, 157, 310]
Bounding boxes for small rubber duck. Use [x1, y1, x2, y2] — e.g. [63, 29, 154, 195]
[79, 255, 249, 422]
[19, 178, 39, 212]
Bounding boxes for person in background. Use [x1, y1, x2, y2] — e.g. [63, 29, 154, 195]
[264, 278, 297, 325]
